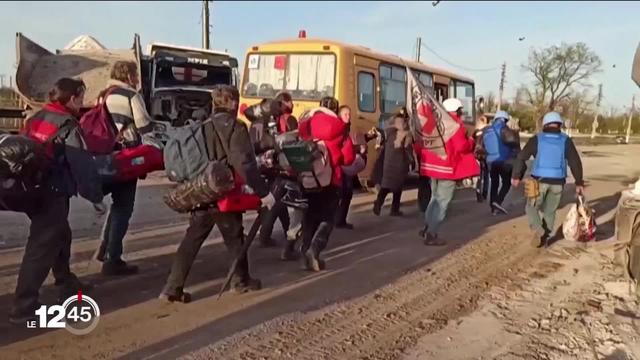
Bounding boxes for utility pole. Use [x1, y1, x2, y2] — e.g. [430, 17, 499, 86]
[590, 84, 603, 139]
[415, 37, 422, 62]
[496, 62, 506, 111]
[0, 74, 5, 88]
[626, 95, 635, 144]
[202, 0, 210, 49]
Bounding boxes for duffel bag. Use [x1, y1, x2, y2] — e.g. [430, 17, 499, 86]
[216, 176, 261, 213]
[95, 144, 164, 183]
[217, 186, 261, 213]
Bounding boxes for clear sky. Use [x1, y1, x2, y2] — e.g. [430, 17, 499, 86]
[1, 1, 638, 111]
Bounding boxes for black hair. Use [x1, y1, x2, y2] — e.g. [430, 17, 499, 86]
[274, 91, 293, 103]
[48, 78, 85, 104]
[319, 96, 339, 113]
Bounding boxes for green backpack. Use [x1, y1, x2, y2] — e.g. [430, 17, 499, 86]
[281, 139, 332, 190]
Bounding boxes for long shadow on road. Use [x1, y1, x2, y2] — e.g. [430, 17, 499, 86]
[118, 187, 594, 360]
[0, 181, 623, 358]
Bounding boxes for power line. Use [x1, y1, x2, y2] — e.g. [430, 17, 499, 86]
[420, 43, 501, 72]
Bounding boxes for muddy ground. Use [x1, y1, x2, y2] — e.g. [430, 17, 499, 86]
[0, 144, 638, 360]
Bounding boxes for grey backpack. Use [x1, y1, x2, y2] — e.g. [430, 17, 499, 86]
[164, 118, 237, 183]
[163, 120, 214, 183]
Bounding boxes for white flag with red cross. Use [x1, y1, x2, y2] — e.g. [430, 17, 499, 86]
[405, 68, 460, 160]
[171, 67, 207, 82]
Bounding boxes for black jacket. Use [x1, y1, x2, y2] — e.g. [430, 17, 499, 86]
[23, 104, 103, 203]
[245, 100, 297, 155]
[512, 128, 583, 186]
[206, 112, 269, 197]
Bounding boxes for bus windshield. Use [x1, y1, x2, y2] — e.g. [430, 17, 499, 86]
[242, 53, 336, 100]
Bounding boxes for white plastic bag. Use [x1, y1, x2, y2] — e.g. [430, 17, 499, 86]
[563, 195, 596, 242]
[563, 203, 580, 241]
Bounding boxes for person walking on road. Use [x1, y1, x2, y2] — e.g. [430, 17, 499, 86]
[372, 107, 414, 217]
[418, 98, 480, 246]
[511, 111, 584, 248]
[10, 78, 102, 324]
[96, 61, 154, 276]
[482, 110, 520, 215]
[472, 115, 489, 203]
[246, 92, 296, 248]
[159, 85, 275, 302]
[335, 105, 377, 229]
[414, 144, 432, 212]
[298, 99, 355, 271]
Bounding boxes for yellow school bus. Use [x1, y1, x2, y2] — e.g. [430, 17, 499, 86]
[239, 34, 476, 186]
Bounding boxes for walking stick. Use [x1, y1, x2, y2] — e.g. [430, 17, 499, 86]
[217, 206, 267, 299]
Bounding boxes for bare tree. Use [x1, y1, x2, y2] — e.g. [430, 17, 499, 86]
[484, 92, 496, 113]
[522, 42, 602, 129]
[568, 89, 594, 131]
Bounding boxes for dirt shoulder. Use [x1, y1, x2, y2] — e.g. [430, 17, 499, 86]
[0, 144, 636, 360]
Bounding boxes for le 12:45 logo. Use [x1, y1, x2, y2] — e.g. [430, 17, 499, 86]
[28, 291, 101, 335]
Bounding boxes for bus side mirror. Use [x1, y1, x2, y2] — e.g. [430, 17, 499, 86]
[225, 57, 239, 68]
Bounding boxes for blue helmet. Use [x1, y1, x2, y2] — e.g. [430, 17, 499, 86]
[542, 112, 563, 126]
[494, 110, 510, 122]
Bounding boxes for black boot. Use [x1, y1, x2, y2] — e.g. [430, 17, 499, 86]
[8, 302, 42, 325]
[158, 287, 192, 303]
[101, 259, 139, 276]
[57, 273, 93, 303]
[259, 237, 277, 248]
[390, 210, 404, 217]
[94, 241, 107, 262]
[302, 223, 331, 271]
[302, 245, 324, 272]
[231, 277, 262, 293]
[373, 200, 382, 216]
[335, 222, 355, 230]
[281, 241, 299, 261]
[418, 225, 429, 238]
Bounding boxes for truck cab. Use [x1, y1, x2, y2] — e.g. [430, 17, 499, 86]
[145, 43, 239, 127]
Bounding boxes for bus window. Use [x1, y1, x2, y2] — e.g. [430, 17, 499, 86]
[380, 64, 406, 114]
[449, 80, 456, 99]
[417, 71, 433, 91]
[243, 53, 336, 101]
[434, 84, 447, 102]
[455, 81, 475, 124]
[358, 72, 375, 112]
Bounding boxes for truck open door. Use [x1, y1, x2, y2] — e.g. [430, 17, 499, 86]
[14, 32, 138, 110]
[133, 33, 143, 90]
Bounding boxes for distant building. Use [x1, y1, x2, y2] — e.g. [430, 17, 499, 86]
[63, 35, 106, 52]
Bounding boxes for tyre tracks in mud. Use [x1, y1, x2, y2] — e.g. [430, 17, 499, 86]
[187, 219, 541, 360]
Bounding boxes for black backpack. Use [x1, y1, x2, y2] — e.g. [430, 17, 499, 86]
[0, 134, 50, 211]
[0, 122, 76, 211]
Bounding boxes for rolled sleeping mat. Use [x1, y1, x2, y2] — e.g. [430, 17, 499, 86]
[164, 161, 235, 213]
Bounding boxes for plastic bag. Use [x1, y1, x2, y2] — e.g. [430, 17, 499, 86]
[563, 195, 596, 242]
[0, 134, 49, 191]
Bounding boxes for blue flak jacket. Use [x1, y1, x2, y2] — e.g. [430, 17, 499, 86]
[483, 119, 511, 164]
[532, 132, 568, 179]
